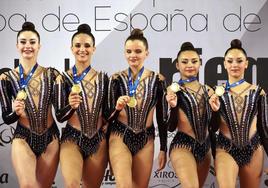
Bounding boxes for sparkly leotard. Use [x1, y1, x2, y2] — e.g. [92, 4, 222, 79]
[168, 85, 213, 162]
[54, 70, 109, 159]
[214, 85, 268, 166]
[0, 67, 60, 157]
[108, 70, 168, 155]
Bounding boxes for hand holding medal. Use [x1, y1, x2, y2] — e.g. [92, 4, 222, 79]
[166, 82, 180, 108]
[16, 90, 27, 100]
[71, 84, 82, 94]
[215, 85, 225, 97]
[167, 82, 181, 94]
[209, 85, 225, 112]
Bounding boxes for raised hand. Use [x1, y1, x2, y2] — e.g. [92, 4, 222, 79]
[69, 92, 82, 109]
[115, 96, 130, 111]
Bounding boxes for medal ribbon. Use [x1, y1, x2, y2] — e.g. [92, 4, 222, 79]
[178, 77, 197, 85]
[128, 66, 144, 97]
[225, 79, 245, 91]
[19, 63, 38, 89]
[72, 65, 91, 84]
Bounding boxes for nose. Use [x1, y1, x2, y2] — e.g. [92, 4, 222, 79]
[25, 41, 31, 48]
[80, 46, 85, 51]
[130, 52, 137, 58]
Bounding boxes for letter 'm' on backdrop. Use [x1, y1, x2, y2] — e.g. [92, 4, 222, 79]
[1, 0, 268, 187]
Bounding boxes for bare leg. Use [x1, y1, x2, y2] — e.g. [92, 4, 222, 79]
[60, 142, 83, 188]
[36, 138, 60, 188]
[109, 134, 132, 188]
[170, 148, 199, 188]
[215, 149, 239, 188]
[82, 139, 108, 188]
[132, 139, 154, 188]
[239, 147, 263, 188]
[11, 138, 40, 188]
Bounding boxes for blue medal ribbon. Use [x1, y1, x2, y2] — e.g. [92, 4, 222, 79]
[225, 78, 245, 91]
[19, 63, 38, 89]
[72, 65, 91, 84]
[128, 66, 144, 97]
[178, 77, 197, 85]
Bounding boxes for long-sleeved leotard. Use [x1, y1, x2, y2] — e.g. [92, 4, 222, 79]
[0, 67, 60, 157]
[167, 85, 213, 162]
[54, 70, 109, 158]
[211, 85, 268, 166]
[108, 70, 168, 155]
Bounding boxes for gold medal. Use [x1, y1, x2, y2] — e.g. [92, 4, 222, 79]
[16, 90, 27, 100]
[215, 86, 225, 96]
[127, 97, 137, 108]
[168, 82, 180, 93]
[71, 84, 82, 93]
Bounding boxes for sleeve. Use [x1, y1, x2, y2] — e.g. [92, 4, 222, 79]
[156, 78, 168, 152]
[53, 74, 75, 123]
[0, 75, 19, 124]
[166, 92, 179, 132]
[102, 73, 111, 121]
[107, 75, 121, 123]
[257, 94, 268, 155]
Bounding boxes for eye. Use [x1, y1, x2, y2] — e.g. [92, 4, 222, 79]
[84, 43, 91, 48]
[192, 60, 198, 64]
[20, 41, 26, 45]
[75, 43, 81, 48]
[135, 49, 142, 53]
[181, 60, 188, 64]
[30, 41, 36, 45]
[237, 60, 243, 63]
[126, 49, 132, 54]
[227, 60, 233, 64]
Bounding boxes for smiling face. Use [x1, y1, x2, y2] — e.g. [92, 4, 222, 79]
[71, 33, 95, 64]
[176, 50, 201, 79]
[224, 49, 248, 80]
[16, 31, 40, 60]
[124, 39, 149, 69]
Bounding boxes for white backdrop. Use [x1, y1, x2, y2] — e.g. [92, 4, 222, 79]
[1, 0, 268, 187]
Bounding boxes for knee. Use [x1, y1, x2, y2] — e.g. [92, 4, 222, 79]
[179, 179, 199, 188]
[116, 181, 132, 188]
[182, 183, 199, 188]
[217, 178, 235, 188]
[20, 181, 38, 188]
[64, 179, 81, 188]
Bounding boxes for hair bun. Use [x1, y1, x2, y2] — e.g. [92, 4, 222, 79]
[22, 22, 35, 31]
[230, 39, 242, 48]
[130, 28, 144, 37]
[77, 24, 91, 33]
[180, 42, 195, 51]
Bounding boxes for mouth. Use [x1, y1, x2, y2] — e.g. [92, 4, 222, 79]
[23, 50, 33, 53]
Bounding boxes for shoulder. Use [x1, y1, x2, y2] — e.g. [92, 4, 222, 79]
[157, 73, 165, 81]
[0, 68, 12, 81]
[111, 71, 123, 80]
[147, 70, 165, 81]
[46, 67, 61, 76]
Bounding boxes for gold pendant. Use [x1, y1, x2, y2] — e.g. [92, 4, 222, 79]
[215, 86, 225, 96]
[127, 97, 137, 108]
[168, 82, 180, 93]
[71, 84, 82, 93]
[16, 90, 27, 100]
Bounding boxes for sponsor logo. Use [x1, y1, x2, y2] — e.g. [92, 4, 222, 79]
[0, 173, 8, 184]
[102, 169, 116, 186]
